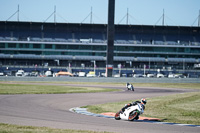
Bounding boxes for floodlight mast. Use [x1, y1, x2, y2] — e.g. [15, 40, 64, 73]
[17, 5, 19, 22]
[198, 10, 200, 27]
[6, 5, 20, 22]
[106, 0, 115, 77]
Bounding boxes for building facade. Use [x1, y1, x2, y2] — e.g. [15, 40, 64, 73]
[0, 21, 200, 71]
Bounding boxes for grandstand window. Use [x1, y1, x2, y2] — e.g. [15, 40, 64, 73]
[79, 45, 92, 50]
[19, 44, 29, 48]
[144, 47, 153, 51]
[42, 51, 60, 55]
[70, 51, 105, 56]
[68, 45, 79, 50]
[0, 43, 5, 48]
[178, 48, 184, 52]
[153, 47, 176, 52]
[151, 47, 164, 52]
[191, 48, 200, 53]
[69, 52, 79, 56]
[62, 51, 68, 55]
[33, 44, 41, 48]
[45, 44, 53, 49]
[92, 45, 106, 51]
[96, 53, 106, 56]
[132, 47, 140, 51]
[4, 50, 15, 54]
[115, 46, 129, 51]
[8, 43, 16, 48]
[55, 45, 67, 49]
[115, 53, 135, 57]
[24, 51, 41, 55]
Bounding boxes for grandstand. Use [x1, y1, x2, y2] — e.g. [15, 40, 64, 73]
[0, 21, 200, 76]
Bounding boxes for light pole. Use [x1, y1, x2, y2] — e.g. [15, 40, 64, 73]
[94, 60, 96, 74]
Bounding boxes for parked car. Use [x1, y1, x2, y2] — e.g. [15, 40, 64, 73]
[15, 70, 24, 77]
[86, 71, 96, 77]
[45, 70, 53, 77]
[78, 72, 86, 77]
[147, 74, 155, 78]
[133, 74, 143, 78]
[168, 73, 175, 78]
[114, 74, 120, 78]
[156, 73, 164, 78]
[0, 72, 4, 76]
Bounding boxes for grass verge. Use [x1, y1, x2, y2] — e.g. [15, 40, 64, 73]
[1, 81, 200, 89]
[84, 92, 200, 125]
[0, 123, 111, 133]
[133, 83, 200, 89]
[0, 83, 119, 94]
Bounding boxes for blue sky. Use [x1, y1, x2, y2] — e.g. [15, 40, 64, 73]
[0, 0, 199, 26]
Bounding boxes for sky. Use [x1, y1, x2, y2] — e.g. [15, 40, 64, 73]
[0, 0, 200, 26]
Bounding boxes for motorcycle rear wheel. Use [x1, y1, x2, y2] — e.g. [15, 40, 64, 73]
[115, 112, 121, 120]
[128, 111, 138, 121]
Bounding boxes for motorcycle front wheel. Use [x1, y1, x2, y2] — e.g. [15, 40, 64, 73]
[128, 111, 138, 121]
[115, 111, 121, 120]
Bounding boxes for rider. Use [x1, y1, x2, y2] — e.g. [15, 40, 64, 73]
[121, 98, 147, 113]
[126, 83, 134, 90]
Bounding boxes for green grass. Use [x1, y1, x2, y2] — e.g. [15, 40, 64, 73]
[2, 81, 200, 89]
[84, 92, 200, 125]
[0, 81, 200, 89]
[0, 123, 112, 133]
[145, 92, 200, 125]
[0, 83, 119, 94]
[133, 83, 200, 89]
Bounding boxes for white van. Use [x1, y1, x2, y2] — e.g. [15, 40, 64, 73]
[0, 72, 4, 76]
[45, 70, 53, 77]
[78, 72, 86, 77]
[15, 70, 24, 77]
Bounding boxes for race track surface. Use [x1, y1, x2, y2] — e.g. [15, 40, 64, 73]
[0, 83, 199, 133]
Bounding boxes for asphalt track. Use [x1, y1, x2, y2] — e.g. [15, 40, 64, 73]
[0, 83, 199, 133]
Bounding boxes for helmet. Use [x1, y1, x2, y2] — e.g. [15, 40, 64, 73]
[141, 98, 147, 105]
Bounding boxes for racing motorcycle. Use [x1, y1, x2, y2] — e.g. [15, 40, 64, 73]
[115, 102, 144, 121]
[126, 83, 134, 91]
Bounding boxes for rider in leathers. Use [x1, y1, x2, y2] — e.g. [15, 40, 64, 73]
[126, 83, 134, 91]
[120, 98, 147, 118]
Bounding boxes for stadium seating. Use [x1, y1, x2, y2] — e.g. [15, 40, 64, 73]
[0, 25, 199, 46]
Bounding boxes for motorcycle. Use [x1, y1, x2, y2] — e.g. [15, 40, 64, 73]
[115, 102, 144, 121]
[126, 83, 134, 91]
